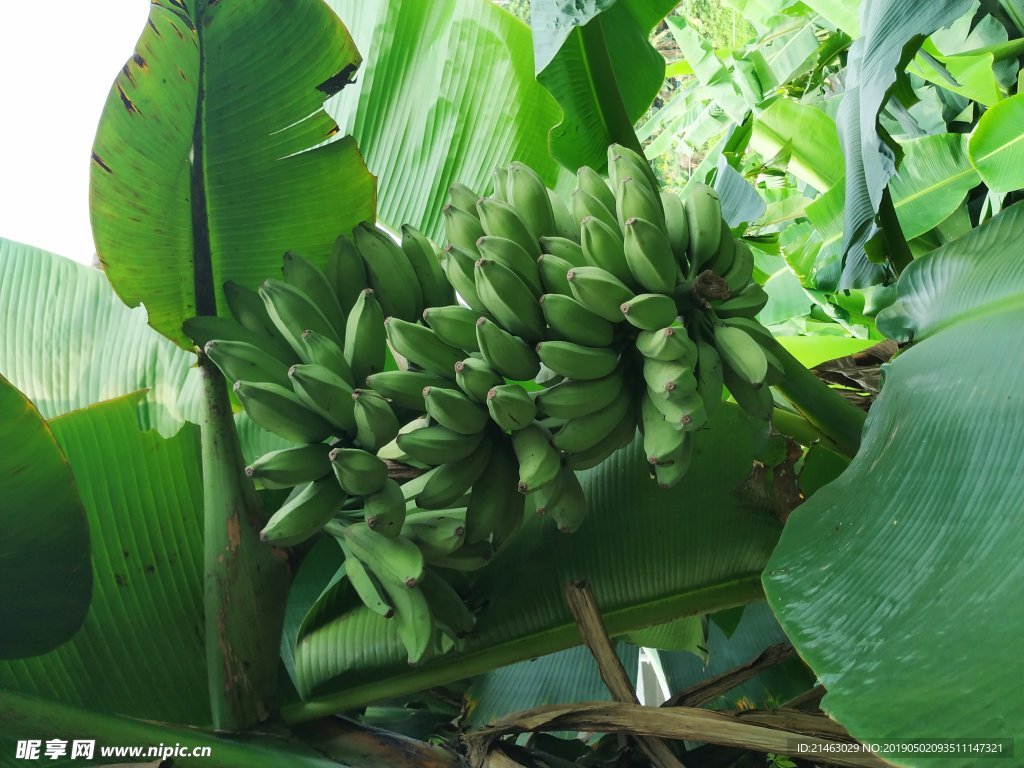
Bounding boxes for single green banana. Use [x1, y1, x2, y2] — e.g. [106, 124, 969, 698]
[184, 315, 297, 364]
[635, 326, 698, 365]
[234, 380, 334, 443]
[289, 362, 357, 433]
[577, 165, 617, 217]
[425, 539, 494, 571]
[507, 161, 555, 240]
[443, 204, 485, 254]
[353, 389, 400, 450]
[566, 266, 635, 322]
[204, 339, 291, 388]
[380, 578, 435, 664]
[539, 293, 614, 347]
[486, 383, 537, 432]
[695, 336, 725, 420]
[511, 423, 562, 493]
[440, 244, 486, 311]
[282, 250, 348, 342]
[547, 469, 587, 533]
[330, 447, 389, 496]
[721, 364, 774, 422]
[476, 236, 543, 296]
[653, 439, 693, 489]
[474, 258, 546, 341]
[547, 188, 579, 241]
[705, 219, 736, 276]
[423, 385, 489, 435]
[552, 390, 631, 454]
[475, 317, 541, 381]
[422, 305, 481, 351]
[648, 386, 707, 431]
[535, 372, 623, 419]
[245, 443, 333, 489]
[640, 394, 687, 464]
[643, 357, 697, 396]
[623, 217, 677, 294]
[721, 240, 754, 294]
[402, 509, 467, 558]
[448, 182, 481, 215]
[714, 324, 768, 386]
[385, 318, 462, 379]
[685, 183, 723, 272]
[572, 187, 618, 232]
[539, 236, 586, 267]
[467, 443, 523, 543]
[714, 283, 768, 319]
[661, 191, 690, 264]
[537, 253, 575, 295]
[620, 293, 680, 331]
[402, 225, 454, 309]
[259, 278, 341, 355]
[419, 569, 475, 639]
[455, 357, 504, 402]
[343, 288, 386, 385]
[354, 223, 423, 321]
[566, 405, 637, 470]
[366, 370, 447, 410]
[476, 197, 539, 257]
[298, 329, 354, 384]
[717, 315, 776, 347]
[328, 235, 370, 316]
[340, 548, 394, 618]
[223, 280, 287, 342]
[615, 177, 665, 232]
[581, 215, 634, 286]
[491, 167, 510, 202]
[260, 479, 346, 546]
[362, 478, 407, 538]
[397, 425, 486, 465]
[417, 438, 493, 509]
[535, 340, 619, 381]
[343, 522, 425, 588]
[607, 143, 661, 199]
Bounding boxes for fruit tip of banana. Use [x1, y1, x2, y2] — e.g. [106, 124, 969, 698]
[328, 447, 341, 462]
[232, 380, 242, 392]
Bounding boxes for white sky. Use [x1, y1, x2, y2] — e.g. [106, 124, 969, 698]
[0, 0, 149, 264]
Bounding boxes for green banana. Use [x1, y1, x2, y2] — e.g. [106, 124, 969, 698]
[552, 390, 631, 454]
[402, 225, 454, 309]
[537, 253, 575, 295]
[535, 373, 623, 419]
[448, 182, 481, 215]
[572, 187, 618, 232]
[422, 305, 481, 351]
[548, 188, 579, 241]
[635, 326, 698, 365]
[423, 385, 489, 435]
[721, 364, 774, 422]
[353, 389, 400, 450]
[298, 330, 354, 384]
[204, 339, 291, 388]
[511, 423, 562, 493]
[440, 245, 486, 311]
[330, 447, 389, 496]
[607, 143, 661, 199]
[223, 280, 287, 342]
[354, 223, 423, 321]
[419, 569, 475, 639]
[340, 549, 394, 618]
[695, 336, 725, 420]
[491, 167, 510, 202]
[417, 439, 493, 509]
[425, 540, 494, 571]
[343, 522, 425, 588]
[475, 317, 541, 381]
[539, 236, 586, 266]
[260, 479, 346, 546]
[620, 293, 680, 331]
[397, 425, 486, 465]
[366, 370, 448, 410]
[476, 236, 544, 296]
[661, 191, 690, 262]
[643, 358, 698, 397]
[486, 383, 537, 432]
[535, 340, 619, 381]
[184, 315, 297, 364]
[327, 235, 369, 316]
[233, 380, 334, 443]
[474, 258, 546, 341]
[444, 204, 485, 254]
[566, 405, 636, 470]
[714, 324, 767, 386]
[566, 266, 635, 322]
[402, 509, 467, 557]
[343, 288, 386, 385]
[721, 240, 754, 294]
[577, 165, 617, 217]
[648, 387, 707, 431]
[245, 444, 333, 489]
[282, 250, 348, 342]
[289, 363, 357, 434]
[507, 161, 555, 240]
[362, 478, 407, 538]
[714, 283, 768, 319]
[455, 357, 504, 402]
[705, 219, 736, 276]
[548, 469, 587, 533]
[653, 439, 693, 489]
[640, 394, 687, 464]
[380, 578, 434, 664]
[623, 217, 677, 294]
[685, 183, 723, 272]
[467, 443, 524, 543]
[385, 318, 462, 379]
[476, 197, 540, 258]
[580, 215, 633, 286]
[259, 278, 341, 355]
[615, 177, 665, 232]
[539, 293, 614, 347]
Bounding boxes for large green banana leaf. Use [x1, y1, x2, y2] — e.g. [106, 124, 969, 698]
[325, 0, 569, 241]
[764, 203, 1024, 765]
[889, 133, 979, 239]
[0, 238, 198, 434]
[836, 0, 972, 288]
[91, 0, 375, 346]
[0, 376, 90, 660]
[283, 405, 783, 721]
[0, 394, 209, 726]
[968, 93, 1024, 193]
